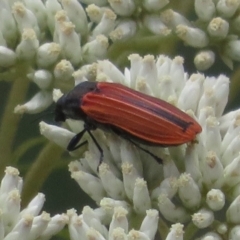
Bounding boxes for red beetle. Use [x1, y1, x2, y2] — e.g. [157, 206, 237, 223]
[55, 81, 202, 164]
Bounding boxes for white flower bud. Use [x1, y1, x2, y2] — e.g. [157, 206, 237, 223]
[45, 0, 62, 34]
[143, 15, 171, 36]
[184, 143, 203, 182]
[195, 0, 215, 21]
[58, 21, 82, 66]
[160, 9, 191, 29]
[12, 2, 40, 38]
[82, 207, 108, 238]
[72, 70, 88, 86]
[29, 70, 53, 90]
[100, 198, 131, 216]
[128, 229, 149, 240]
[39, 121, 75, 149]
[108, 0, 135, 16]
[87, 228, 106, 240]
[0, 46, 16, 67]
[217, 0, 240, 18]
[158, 194, 190, 222]
[110, 228, 127, 240]
[222, 137, 240, 167]
[16, 28, 39, 60]
[201, 151, 224, 188]
[198, 75, 229, 117]
[176, 25, 209, 48]
[24, 0, 47, 31]
[4, 189, 21, 225]
[224, 39, 240, 61]
[92, 9, 116, 37]
[21, 193, 45, 216]
[206, 189, 225, 211]
[205, 117, 221, 153]
[200, 232, 222, 240]
[72, 171, 106, 204]
[227, 195, 240, 223]
[7, 214, 33, 239]
[99, 163, 125, 200]
[133, 178, 151, 214]
[194, 50, 215, 71]
[41, 213, 68, 238]
[54, 59, 74, 81]
[151, 177, 178, 201]
[140, 209, 158, 240]
[121, 162, 140, 200]
[109, 206, 128, 235]
[68, 213, 90, 240]
[143, 0, 169, 12]
[61, 0, 88, 37]
[219, 109, 240, 135]
[207, 17, 229, 39]
[82, 35, 108, 63]
[86, 4, 105, 23]
[0, 167, 20, 196]
[192, 208, 214, 228]
[110, 20, 137, 41]
[224, 155, 240, 187]
[132, 55, 158, 95]
[37, 42, 61, 68]
[217, 223, 228, 235]
[96, 60, 125, 84]
[178, 73, 204, 113]
[0, 8, 18, 46]
[166, 223, 184, 240]
[14, 91, 52, 114]
[178, 173, 201, 209]
[29, 212, 51, 239]
[229, 226, 240, 240]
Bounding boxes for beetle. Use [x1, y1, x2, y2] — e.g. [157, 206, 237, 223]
[55, 81, 202, 165]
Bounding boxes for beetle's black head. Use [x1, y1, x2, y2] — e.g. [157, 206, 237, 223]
[54, 81, 98, 123]
[55, 96, 67, 122]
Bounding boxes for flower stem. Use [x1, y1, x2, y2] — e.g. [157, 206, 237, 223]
[21, 142, 64, 207]
[0, 63, 30, 177]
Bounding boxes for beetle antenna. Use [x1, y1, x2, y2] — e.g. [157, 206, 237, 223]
[31, 110, 54, 124]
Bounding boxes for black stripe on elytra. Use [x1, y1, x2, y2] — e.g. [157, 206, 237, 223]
[123, 96, 193, 132]
[137, 100, 193, 132]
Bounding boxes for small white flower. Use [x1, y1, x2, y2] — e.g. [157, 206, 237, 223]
[14, 91, 52, 114]
[0, 46, 16, 67]
[0, 167, 68, 239]
[194, 50, 215, 71]
[108, 0, 135, 17]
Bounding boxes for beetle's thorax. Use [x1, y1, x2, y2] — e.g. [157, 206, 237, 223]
[54, 81, 98, 123]
[55, 93, 87, 122]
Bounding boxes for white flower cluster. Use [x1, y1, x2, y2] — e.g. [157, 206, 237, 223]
[40, 54, 240, 239]
[0, 166, 68, 240]
[0, 0, 110, 114]
[0, 0, 239, 116]
[68, 207, 161, 240]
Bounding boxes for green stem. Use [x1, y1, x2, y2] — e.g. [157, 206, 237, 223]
[21, 142, 64, 207]
[0, 63, 30, 177]
[108, 35, 177, 68]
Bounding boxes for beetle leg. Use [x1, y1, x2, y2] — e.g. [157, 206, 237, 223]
[126, 138, 163, 164]
[86, 128, 103, 168]
[67, 128, 87, 151]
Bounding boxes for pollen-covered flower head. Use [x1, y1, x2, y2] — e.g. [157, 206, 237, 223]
[40, 54, 240, 239]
